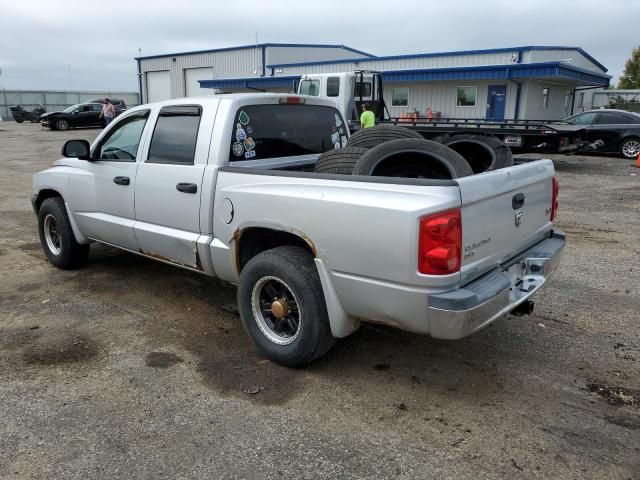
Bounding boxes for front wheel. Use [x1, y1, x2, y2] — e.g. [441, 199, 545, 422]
[238, 246, 334, 367]
[15, 118, 24, 124]
[37, 197, 89, 269]
[619, 138, 640, 159]
[55, 119, 69, 131]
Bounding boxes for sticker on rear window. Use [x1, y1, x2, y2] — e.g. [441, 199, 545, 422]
[335, 114, 342, 127]
[232, 142, 244, 156]
[244, 150, 256, 159]
[331, 131, 340, 144]
[243, 137, 255, 151]
[238, 111, 250, 125]
[235, 123, 247, 142]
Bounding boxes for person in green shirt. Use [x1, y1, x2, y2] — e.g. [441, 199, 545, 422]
[360, 103, 375, 129]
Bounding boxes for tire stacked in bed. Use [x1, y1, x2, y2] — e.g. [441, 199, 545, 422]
[313, 125, 513, 179]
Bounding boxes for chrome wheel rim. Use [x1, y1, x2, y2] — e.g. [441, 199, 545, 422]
[43, 214, 62, 255]
[251, 276, 301, 345]
[622, 140, 640, 158]
[57, 120, 68, 130]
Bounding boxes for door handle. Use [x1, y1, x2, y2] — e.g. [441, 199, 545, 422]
[176, 183, 197, 194]
[512, 193, 525, 210]
[113, 176, 130, 185]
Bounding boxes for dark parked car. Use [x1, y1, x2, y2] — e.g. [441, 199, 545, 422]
[561, 109, 640, 159]
[40, 102, 119, 131]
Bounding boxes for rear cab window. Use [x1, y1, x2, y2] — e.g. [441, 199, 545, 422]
[228, 104, 347, 162]
[299, 80, 320, 96]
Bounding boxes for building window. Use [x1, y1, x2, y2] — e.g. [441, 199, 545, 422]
[326, 77, 340, 97]
[391, 88, 409, 107]
[577, 92, 584, 110]
[456, 86, 477, 107]
[542, 88, 549, 108]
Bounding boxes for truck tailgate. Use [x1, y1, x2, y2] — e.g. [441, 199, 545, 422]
[457, 160, 555, 285]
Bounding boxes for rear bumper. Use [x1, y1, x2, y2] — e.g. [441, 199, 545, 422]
[427, 230, 565, 339]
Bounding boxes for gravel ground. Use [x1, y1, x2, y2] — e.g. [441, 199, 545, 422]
[0, 122, 639, 479]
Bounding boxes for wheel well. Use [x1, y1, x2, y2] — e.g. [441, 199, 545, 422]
[236, 227, 314, 272]
[35, 189, 62, 211]
[619, 136, 640, 147]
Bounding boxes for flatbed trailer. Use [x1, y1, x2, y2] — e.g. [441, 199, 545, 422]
[374, 117, 587, 154]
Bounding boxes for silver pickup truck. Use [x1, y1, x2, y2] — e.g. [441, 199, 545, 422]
[32, 94, 565, 366]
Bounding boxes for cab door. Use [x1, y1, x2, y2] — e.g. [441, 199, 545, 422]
[133, 104, 210, 269]
[67, 110, 151, 250]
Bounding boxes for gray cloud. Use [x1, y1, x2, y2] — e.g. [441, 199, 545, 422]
[0, 0, 636, 92]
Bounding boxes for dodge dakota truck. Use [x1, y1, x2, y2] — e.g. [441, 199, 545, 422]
[32, 93, 565, 366]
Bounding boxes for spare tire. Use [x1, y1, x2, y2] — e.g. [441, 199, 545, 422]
[352, 139, 473, 179]
[432, 134, 513, 173]
[347, 125, 423, 149]
[314, 147, 367, 175]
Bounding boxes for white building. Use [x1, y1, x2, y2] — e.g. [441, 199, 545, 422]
[137, 43, 611, 121]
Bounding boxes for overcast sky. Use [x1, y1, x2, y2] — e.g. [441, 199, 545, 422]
[0, 0, 637, 92]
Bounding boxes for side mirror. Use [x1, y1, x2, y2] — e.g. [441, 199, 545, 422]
[62, 139, 91, 160]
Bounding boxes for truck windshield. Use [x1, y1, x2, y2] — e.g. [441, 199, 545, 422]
[229, 104, 347, 162]
[299, 80, 320, 96]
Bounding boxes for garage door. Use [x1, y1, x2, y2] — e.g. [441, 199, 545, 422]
[184, 67, 216, 97]
[146, 71, 171, 103]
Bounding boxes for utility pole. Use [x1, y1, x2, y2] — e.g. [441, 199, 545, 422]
[67, 64, 72, 90]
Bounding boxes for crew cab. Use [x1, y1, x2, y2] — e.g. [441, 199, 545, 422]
[32, 94, 565, 366]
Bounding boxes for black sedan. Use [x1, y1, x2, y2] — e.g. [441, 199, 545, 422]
[562, 109, 640, 159]
[40, 102, 119, 131]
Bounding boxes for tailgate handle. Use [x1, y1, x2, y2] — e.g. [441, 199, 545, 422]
[512, 193, 525, 210]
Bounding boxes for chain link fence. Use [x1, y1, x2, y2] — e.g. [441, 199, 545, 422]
[0, 90, 139, 120]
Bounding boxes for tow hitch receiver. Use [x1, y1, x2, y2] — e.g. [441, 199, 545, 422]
[512, 300, 535, 316]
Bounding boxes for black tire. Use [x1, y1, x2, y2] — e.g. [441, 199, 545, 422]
[15, 118, 24, 124]
[37, 197, 89, 269]
[352, 138, 473, 179]
[314, 147, 368, 175]
[238, 246, 334, 367]
[432, 134, 513, 173]
[55, 119, 69, 131]
[619, 137, 640, 160]
[347, 125, 423, 149]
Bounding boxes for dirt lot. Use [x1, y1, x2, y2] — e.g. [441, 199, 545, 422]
[1, 122, 639, 479]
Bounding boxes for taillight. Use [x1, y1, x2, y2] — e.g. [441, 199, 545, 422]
[550, 177, 559, 221]
[418, 208, 461, 275]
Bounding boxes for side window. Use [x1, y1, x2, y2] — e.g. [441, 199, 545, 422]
[299, 79, 320, 96]
[147, 105, 202, 165]
[595, 112, 628, 125]
[91, 104, 103, 112]
[95, 111, 149, 161]
[326, 77, 340, 97]
[567, 112, 596, 125]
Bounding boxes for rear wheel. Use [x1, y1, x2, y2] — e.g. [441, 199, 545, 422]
[55, 119, 69, 131]
[352, 138, 473, 179]
[15, 118, 24, 124]
[619, 137, 640, 159]
[238, 246, 334, 367]
[37, 197, 89, 269]
[314, 147, 368, 175]
[347, 125, 423, 149]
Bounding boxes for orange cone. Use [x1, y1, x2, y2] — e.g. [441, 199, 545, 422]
[636, 152, 640, 168]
